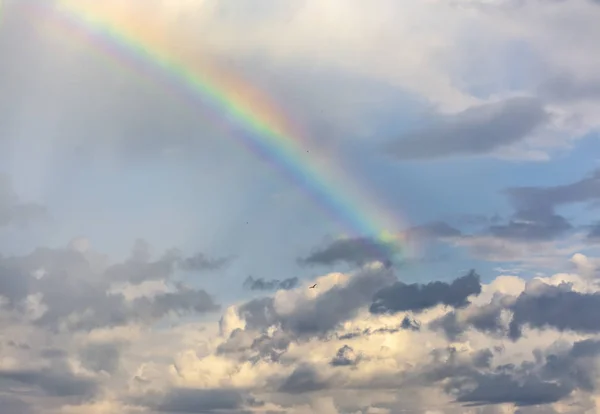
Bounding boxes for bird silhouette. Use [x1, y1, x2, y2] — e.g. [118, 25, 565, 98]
[309, 284, 317, 289]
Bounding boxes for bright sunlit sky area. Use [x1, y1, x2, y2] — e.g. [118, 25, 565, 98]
[1, 0, 600, 413]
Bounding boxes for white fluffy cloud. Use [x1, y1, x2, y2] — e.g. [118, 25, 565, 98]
[1, 241, 600, 412]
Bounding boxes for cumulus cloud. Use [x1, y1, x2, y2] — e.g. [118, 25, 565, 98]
[3, 239, 600, 412]
[233, 265, 397, 338]
[0, 241, 220, 332]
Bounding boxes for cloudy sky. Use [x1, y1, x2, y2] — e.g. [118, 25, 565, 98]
[2, 0, 600, 413]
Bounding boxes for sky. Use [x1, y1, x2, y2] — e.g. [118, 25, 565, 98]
[1, 0, 600, 412]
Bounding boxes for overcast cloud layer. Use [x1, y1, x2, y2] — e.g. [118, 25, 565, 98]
[2, 0, 600, 413]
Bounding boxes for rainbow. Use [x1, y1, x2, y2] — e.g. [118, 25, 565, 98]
[17, 0, 411, 260]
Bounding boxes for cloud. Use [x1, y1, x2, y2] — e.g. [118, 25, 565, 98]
[330, 345, 361, 367]
[447, 338, 600, 407]
[0, 396, 35, 414]
[4, 246, 600, 412]
[447, 169, 600, 268]
[105, 240, 232, 286]
[385, 97, 550, 161]
[0, 174, 47, 228]
[504, 168, 600, 212]
[243, 275, 299, 291]
[405, 221, 463, 239]
[2, 0, 599, 173]
[299, 222, 460, 268]
[444, 170, 600, 265]
[508, 280, 600, 340]
[430, 275, 600, 341]
[138, 388, 247, 413]
[299, 237, 399, 268]
[538, 74, 600, 103]
[337, 315, 421, 340]
[430, 295, 511, 341]
[370, 270, 482, 315]
[78, 342, 122, 374]
[278, 364, 331, 394]
[0, 242, 220, 332]
[587, 223, 600, 241]
[0, 367, 98, 400]
[178, 252, 233, 272]
[232, 265, 397, 338]
[488, 208, 573, 241]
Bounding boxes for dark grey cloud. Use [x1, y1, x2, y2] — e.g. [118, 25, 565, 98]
[7, 340, 31, 350]
[78, 342, 122, 374]
[505, 169, 600, 212]
[431, 278, 600, 340]
[178, 252, 233, 272]
[538, 74, 600, 103]
[337, 315, 420, 340]
[243, 275, 299, 291]
[40, 348, 68, 360]
[0, 244, 220, 331]
[0, 259, 33, 308]
[278, 364, 330, 394]
[482, 169, 600, 241]
[431, 294, 511, 340]
[132, 284, 219, 318]
[412, 339, 600, 408]
[104, 243, 180, 285]
[300, 222, 460, 268]
[588, 223, 600, 241]
[105, 240, 231, 285]
[299, 237, 399, 267]
[0, 396, 35, 414]
[0, 174, 47, 228]
[488, 209, 572, 241]
[369, 270, 482, 315]
[508, 281, 600, 340]
[454, 371, 573, 407]
[0, 367, 98, 400]
[140, 388, 246, 413]
[452, 339, 600, 407]
[234, 266, 396, 338]
[385, 97, 549, 160]
[216, 327, 291, 364]
[278, 266, 396, 336]
[330, 345, 361, 367]
[235, 297, 278, 331]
